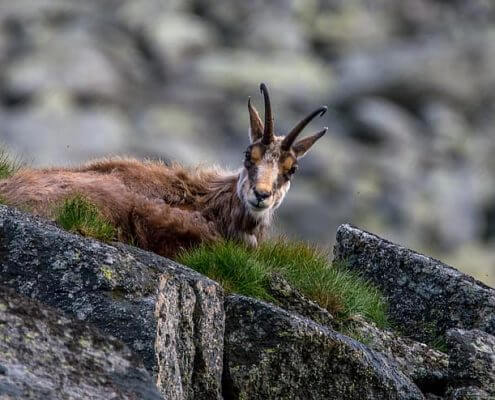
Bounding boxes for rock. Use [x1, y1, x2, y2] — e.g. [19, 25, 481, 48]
[4, 30, 125, 101]
[349, 97, 421, 147]
[141, 12, 218, 70]
[333, 224, 495, 342]
[154, 273, 224, 399]
[446, 329, 495, 395]
[223, 295, 424, 400]
[0, 285, 162, 400]
[0, 205, 224, 400]
[0, 106, 131, 166]
[194, 50, 332, 97]
[332, 32, 495, 107]
[267, 273, 334, 327]
[193, 0, 306, 52]
[416, 166, 479, 251]
[347, 316, 449, 394]
[445, 386, 491, 400]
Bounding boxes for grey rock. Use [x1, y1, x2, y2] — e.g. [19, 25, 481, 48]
[333, 32, 495, 107]
[0, 285, 162, 400]
[347, 316, 449, 391]
[267, 273, 334, 327]
[350, 97, 421, 147]
[446, 386, 492, 400]
[446, 329, 495, 395]
[155, 273, 224, 400]
[0, 106, 131, 166]
[333, 224, 495, 342]
[141, 12, 219, 70]
[4, 31, 124, 101]
[223, 295, 424, 400]
[0, 205, 224, 400]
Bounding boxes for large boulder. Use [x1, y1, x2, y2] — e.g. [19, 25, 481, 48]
[0, 285, 162, 400]
[0, 205, 224, 400]
[223, 295, 424, 400]
[333, 224, 495, 342]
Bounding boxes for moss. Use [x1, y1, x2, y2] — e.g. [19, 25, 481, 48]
[109, 287, 127, 300]
[101, 266, 115, 281]
[178, 239, 389, 328]
[423, 321, 448, 352]
[341, 326, 374, 346]
[55, 195, 116, 243]
[429, 336, 448, 353]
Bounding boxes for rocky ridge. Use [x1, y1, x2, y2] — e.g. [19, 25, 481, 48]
[0, 205, 494, 399]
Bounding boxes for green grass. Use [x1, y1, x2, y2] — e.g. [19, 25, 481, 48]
[178, 240, 389, 328]
[55, 195, 117, 242]
[429, 335, 448, 353]
[0, 148, 23, 180]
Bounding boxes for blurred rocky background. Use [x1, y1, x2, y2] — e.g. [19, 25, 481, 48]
[0, 0, 493, 285]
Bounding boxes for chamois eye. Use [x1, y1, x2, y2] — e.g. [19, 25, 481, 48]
[289, 165, 298, 175]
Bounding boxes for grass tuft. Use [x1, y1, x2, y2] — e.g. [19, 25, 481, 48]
[178, 239, 389, 328]
[55, 195, 116, 242]
[0, 148, 23, 180]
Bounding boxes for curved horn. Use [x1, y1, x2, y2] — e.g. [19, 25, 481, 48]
[281, 106, 327, 150]
[260, 83, 274, 144]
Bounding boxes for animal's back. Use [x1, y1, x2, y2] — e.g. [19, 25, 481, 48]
[0, 158, 204, 221]
[0, 158, 223, 258]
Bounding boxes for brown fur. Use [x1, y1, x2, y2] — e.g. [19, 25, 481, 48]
[0, 159, 264, 258]
[0, 84, 327, 259]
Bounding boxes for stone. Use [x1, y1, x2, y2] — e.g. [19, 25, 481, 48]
[0, 285, 162, 400]
[347, 316, 449, 395]
[349, 96, 421, 147]
[155, 273, 224, 399]
[0, 106, 131, 166]
[445, 386, 491, 400]
[333, 224, 495, 342]
[267, 273, 334, 327]
[223, 295, 424, 400]
[0, 205, 224, 400]
[446, 329, 495, 395]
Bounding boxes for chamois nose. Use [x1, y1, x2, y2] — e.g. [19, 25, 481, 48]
[254, 188, 270, 201]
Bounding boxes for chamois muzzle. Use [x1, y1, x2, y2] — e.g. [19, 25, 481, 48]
[281, 106, 327, 151]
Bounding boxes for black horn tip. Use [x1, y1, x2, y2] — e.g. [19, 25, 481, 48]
[318, 106, 328, 117]
[318, 127, 329, 137]
[248, 97, 251, 106]
[260, 83, 268, 94]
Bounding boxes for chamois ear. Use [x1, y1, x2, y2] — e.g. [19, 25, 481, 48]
[293, 128, 328, 158]
[248, 97, 264, 143]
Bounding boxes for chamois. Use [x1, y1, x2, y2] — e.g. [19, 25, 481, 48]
[0, 83, 327, 259]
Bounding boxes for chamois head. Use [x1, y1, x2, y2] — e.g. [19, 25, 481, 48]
[237, 83, 328, 217]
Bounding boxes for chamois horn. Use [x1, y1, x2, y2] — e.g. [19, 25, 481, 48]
[260, 83, 274, 144]
[281, 106, 327, 150]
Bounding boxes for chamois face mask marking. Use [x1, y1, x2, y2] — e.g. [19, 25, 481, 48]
[240, 83, 328, 217]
